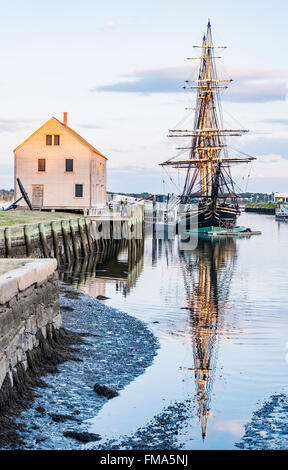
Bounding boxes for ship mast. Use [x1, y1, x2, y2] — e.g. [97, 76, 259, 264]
[160, 20, 254, 201]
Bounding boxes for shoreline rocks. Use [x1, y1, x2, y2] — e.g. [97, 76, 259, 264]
[0, 282, 159, 450]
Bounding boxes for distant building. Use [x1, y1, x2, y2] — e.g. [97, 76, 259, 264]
[14, 113, 107, 212]
[274, 192, 288, 203]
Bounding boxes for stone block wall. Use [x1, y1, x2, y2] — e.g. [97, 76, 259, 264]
[0, 259, 60, 391]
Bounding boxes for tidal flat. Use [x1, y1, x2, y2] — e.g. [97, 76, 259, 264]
[0, 283, 158, 450]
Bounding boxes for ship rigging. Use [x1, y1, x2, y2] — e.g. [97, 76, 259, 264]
[160, 20, 255, 231]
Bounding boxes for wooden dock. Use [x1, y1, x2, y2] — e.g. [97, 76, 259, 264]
[207, 230, 262, 237]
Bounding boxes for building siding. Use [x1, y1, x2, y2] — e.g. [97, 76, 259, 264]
[14, 118, 107, 210]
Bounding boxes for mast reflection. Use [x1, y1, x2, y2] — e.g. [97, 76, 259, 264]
[180, 235, 237, 439]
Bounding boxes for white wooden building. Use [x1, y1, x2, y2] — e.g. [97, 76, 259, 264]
[14, 113, 107, 212]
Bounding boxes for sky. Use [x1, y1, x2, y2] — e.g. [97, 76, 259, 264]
[0, 0, 288, 194]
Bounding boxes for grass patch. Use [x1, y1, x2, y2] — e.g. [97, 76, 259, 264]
[246, 202, 277, 208]
[0, 210, 80, 228]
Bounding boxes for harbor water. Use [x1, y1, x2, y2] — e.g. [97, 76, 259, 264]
[62, 212, 288, 449]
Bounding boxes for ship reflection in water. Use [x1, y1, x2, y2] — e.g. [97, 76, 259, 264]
[59, 232, 238, 441]
[179, 236, 237, 439]
[58, 214, 288, 447]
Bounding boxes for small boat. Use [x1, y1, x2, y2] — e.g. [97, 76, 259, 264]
[275, 204, 288, 220]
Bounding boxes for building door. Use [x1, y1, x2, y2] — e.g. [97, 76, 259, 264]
[32, 184, 43, 209]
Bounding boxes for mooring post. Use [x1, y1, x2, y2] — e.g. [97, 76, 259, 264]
[101, 222, 106, 250]
[39, 223, 49, 258]
[128, 239, 132, 271]
[4, 227, 12, 258]
[51, 221, 60, 261]
[61, 220, 71, 264]
[23, 225, 32, 257]
[78, 218, 88, 257]
[91, 221, 98, 252]
[132, 239, 136, 267]
[69, 219, 79, 259]
[142, 204, 145, 239]
[85, 219, 92, 253]
[96, 223, 103, 251]
[152, 194, 157, 238]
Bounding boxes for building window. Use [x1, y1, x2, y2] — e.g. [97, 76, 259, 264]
[75, 184, 83, 198]
[46, 135, 52, 146]
[54, 135, 60, 145]
[65, 159, 73, 172]
[46, 134, 60, 146]
[38, 158, 46, 172]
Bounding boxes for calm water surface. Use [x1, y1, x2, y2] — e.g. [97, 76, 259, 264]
[62, 213, 288, 449]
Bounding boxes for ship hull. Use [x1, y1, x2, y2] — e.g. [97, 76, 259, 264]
[184, 200, 239, 231]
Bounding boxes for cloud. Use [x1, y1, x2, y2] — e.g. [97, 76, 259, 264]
[227, 81, 287, 103]
[232, 153, 288, 180]
[0, 119, 27, 133]
[93, 66, 190, 94]
[109, 147, 130, 153]
[93, 65, 288, 103]
[109, 165, 161, 176]
[251, 153, 288, 178]
[96, 77, 180, 94]
[239, 134, 288, 159]
[107, 165, 163, 193]
[105, 160, 287, 194]
[260, 118, 288, 125]
[79, 123, 102, 129]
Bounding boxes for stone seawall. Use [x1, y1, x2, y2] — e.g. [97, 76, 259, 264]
[0, 259, 60, 398]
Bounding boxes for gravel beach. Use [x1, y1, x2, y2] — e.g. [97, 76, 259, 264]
[236, 394, 288, 450]
[1, 282, 159, 450]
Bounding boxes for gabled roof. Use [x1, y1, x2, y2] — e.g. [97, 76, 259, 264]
[13, 116, 108, 160]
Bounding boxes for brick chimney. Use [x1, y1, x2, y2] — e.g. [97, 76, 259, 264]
[63, 112, 67, 126]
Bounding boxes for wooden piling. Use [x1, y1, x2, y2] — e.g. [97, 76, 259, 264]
[4, 228, 12, 258]
[78, 218, 88, 257]
[51, 221, 60, 261]
[85, 219, 92, 253]
[90, 221, 98, 252]
[128, 239, 132, 271]
[101, 222, 106, 249]
[39, 223, 49, 258]
[24, 225, 32, 257]
[61, 220, 71, 263]
[69, 220, 79, 259]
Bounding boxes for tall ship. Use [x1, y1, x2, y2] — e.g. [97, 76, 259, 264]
[160, 21, 255, 232]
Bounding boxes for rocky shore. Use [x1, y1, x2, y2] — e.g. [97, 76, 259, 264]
[236, 394, 288, 450]
[92, 399, 194, 450]
[0, 282, 159, 450]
